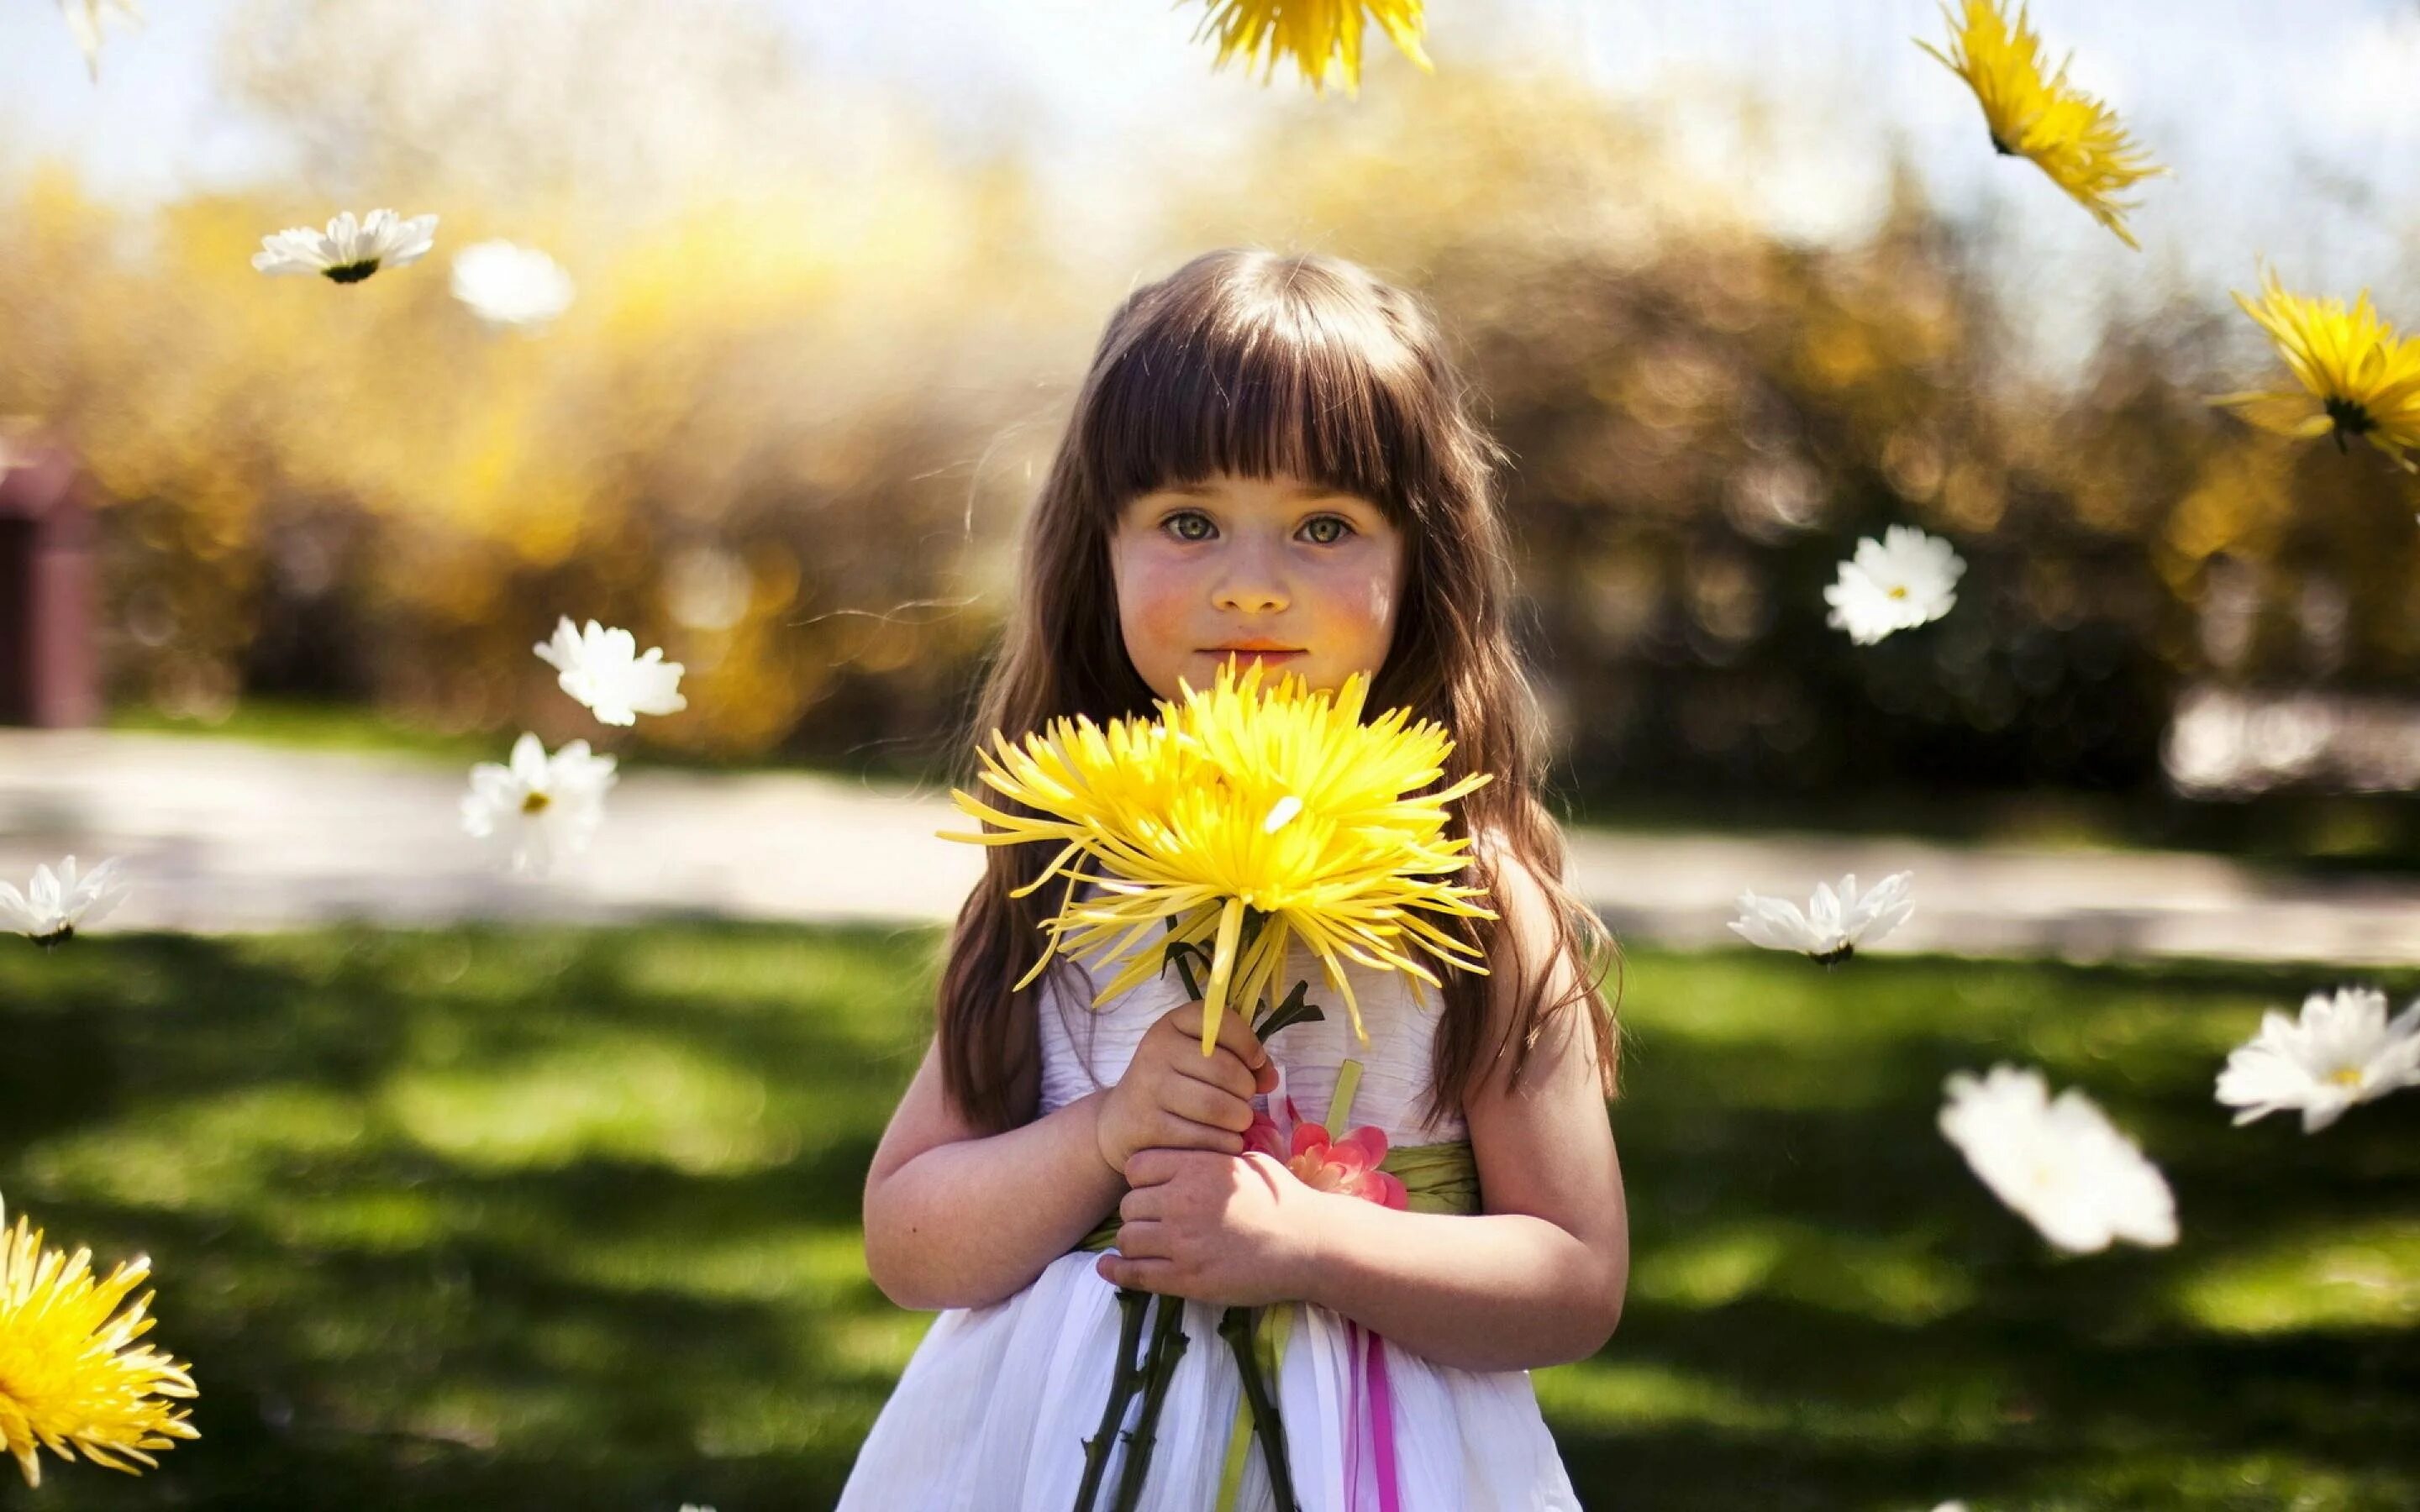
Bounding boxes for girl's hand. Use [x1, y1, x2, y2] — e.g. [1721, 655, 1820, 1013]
[1095, 1148, 1335, 1307]
[1093, 1001, 1277, 1175]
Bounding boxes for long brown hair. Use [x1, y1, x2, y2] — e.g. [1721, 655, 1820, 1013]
[939, 247, 1620, 1131]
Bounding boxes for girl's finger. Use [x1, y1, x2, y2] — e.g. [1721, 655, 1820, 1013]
[1159, 1075, 1255, 1132]
[1118, 1184, 1164, 1224]
[1096, 1254, 1181, 1294]
[1168, 1042, 1259, 1100]
[1156, 1111, 1244, 1154]
[1166, 1000, 1269, 1074]
[1112, 1218, 1169, 1259]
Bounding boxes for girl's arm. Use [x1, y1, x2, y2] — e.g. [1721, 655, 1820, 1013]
[865, 1000, 1276, 1311]
[861, 1037, 1125, 1311]
[1100, 856, 1628, 1371]
[1287, 1001, 1626, 1364]
[1298, 855, 1628, 1371]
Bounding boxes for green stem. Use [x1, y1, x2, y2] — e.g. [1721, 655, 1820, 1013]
[1251, 978, 1324, 1041]
[1109, 1294, 1191, 1512]
[1169, 942, 1205, 1003]
[1218, 1305, 1300, 1512]
[1075, 1287, 1151, 1512]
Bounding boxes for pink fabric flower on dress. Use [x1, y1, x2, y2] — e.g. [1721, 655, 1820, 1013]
[1276, 1122, 1407, 1210]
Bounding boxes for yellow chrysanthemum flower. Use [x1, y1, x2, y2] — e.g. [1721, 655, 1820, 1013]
[2212, 265, 2420, 471]
[0, 1192, 198, 1488]
[1193, 0, 1433, 95]
[1918, 1, 2165, 249]
[944, 663, 1494, 1053]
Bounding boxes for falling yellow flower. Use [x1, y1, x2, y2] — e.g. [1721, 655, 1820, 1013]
[0, 1192, 198, 1488]
[1192, 0, 1433, 95]
[2212, 265, 2420, 471]
[944, 662, 1494, 1053]
[1918, 1, 2165, 248]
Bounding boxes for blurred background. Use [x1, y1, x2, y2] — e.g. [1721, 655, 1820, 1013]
[2, 2, 2417, 1508]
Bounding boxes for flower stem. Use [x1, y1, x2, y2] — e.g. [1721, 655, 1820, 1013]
[1219, 1305, 1301, 1512]
[1075, 1286, 1152, 1512]
[1108, 1294, 1191, 1512]
[1252, 977, 1325, 1040]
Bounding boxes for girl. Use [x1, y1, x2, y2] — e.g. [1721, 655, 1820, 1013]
[841, 249, 1627, 1511]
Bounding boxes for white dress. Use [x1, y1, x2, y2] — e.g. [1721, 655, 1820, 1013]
[836, 940, 1583, 1511]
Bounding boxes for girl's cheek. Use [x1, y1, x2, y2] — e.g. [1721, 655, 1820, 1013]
[1307, 554, 1397, 643]
[1118, 552, 1199, 659]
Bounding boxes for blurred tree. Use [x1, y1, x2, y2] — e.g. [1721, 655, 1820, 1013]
[2, 42, 2416, 813]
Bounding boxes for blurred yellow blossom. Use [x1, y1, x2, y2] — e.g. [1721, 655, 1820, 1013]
[1918, 1, 2164, 248]
[1193, 0, 1432, 95]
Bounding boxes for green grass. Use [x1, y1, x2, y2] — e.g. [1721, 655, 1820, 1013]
[108, 699, 498, 764]
[1, 928, 2415, 1510]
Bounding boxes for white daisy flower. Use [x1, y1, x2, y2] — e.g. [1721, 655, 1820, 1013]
[2215, 986, 2420, 1133]
[534, 617, 687, 727]
[459, 733, 618, 876]
[251, 209, 439, 284]
[1939, 1065, 2178, 1255]
[450, 239, 576, 329]
[58, 0, 142, 80]
[0, 854, 130, 947]
[1823, 525, 1965, 645]
[1728, 870, 1913, 964]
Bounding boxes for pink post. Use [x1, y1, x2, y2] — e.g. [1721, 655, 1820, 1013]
[0, 439, 99, 728]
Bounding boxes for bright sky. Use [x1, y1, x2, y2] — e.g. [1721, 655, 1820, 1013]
[2, 0, 2416, 344]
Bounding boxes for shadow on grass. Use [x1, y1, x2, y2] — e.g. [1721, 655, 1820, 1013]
[1, 929, 2415, 1509]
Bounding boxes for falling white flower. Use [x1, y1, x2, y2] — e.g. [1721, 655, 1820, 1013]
[0, 855, 130, 947]
[459, 733, 618, 876]
[2215, 986, 2420, 1133]
[58, 0, 142, 79]
[450, 239, 576, 328]
[1824, 525, 1965, 645]
[1728, 871, 1913, 963]
[534, 617, 687, 727]
[1939, 1065, 2177, 1255]
[251, 209, 439, 283]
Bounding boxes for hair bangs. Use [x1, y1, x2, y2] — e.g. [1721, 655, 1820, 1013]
[1078, 268, 1425, 522]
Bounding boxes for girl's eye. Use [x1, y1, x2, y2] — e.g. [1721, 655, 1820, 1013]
[1164, 511, 1216, 543]
[1301, 516, 1354, 545]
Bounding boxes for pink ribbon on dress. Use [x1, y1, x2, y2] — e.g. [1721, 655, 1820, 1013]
[1341, 1321, 1402, 1512]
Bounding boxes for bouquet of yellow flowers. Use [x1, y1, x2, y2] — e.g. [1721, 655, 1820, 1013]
[944, 662, 1497, 1511]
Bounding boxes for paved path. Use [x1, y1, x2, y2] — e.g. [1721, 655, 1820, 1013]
[3, 730, 2415, 967]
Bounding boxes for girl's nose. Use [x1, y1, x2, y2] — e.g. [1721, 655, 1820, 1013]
[1212, 546, 1290, 615]
[1213, 580, 1289, 614]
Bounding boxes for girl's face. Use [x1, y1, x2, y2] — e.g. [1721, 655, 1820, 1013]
[1111, 471, 1407, 701]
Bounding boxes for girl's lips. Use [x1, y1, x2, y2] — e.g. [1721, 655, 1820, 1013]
[1205, 648, 1304, 664]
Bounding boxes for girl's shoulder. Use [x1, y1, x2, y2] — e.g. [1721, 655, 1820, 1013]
[1467, 825, 1570, 934]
